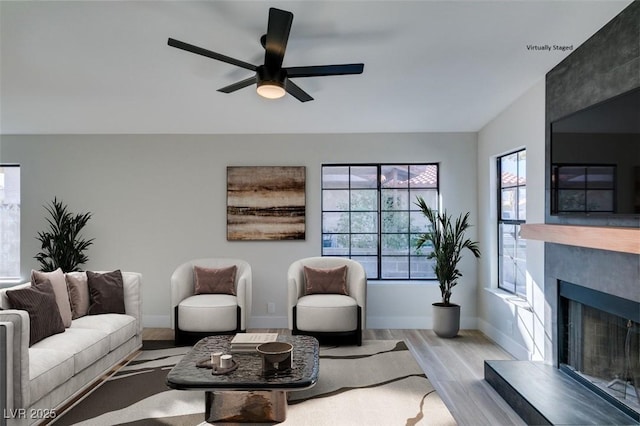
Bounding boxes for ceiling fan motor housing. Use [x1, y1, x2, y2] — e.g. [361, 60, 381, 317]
[257, 65, 287, 90]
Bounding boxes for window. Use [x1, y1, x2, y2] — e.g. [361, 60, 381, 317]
[321, 164, 438, 280]
[0, 165, 20, 280]
[498, 150, 526, 294]
[552, 165, 615, 213]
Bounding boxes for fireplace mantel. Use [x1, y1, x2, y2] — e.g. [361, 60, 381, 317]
[521, 224, 640, 255]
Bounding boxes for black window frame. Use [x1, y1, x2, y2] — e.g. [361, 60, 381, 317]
[497, 150, 526, 295]
[0, 164, 21, 281]
[321, 163, 439, 281]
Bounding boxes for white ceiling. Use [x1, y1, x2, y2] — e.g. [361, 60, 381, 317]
[0, 0, 632, 135]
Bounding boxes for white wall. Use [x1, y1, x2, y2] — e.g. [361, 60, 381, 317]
[1, 132, 478, 329]
[477, 79, 546, 360]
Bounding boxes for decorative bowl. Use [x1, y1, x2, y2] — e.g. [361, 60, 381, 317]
[257, 342, 293, 373]
[256, 342, 293, 362]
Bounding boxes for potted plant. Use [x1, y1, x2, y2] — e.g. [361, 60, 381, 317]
[414, 196, 480, 337]
[35, 197, 94, 272]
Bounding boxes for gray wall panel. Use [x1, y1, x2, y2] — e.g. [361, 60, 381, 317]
[543, 1, 640, 365]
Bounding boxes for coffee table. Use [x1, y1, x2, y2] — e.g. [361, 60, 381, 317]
[166, 335, 319, 423]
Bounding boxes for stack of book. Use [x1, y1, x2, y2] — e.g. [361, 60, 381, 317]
[230, 333, 278, 353]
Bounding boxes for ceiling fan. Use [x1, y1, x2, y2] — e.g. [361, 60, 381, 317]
[168, 7, 364, 102]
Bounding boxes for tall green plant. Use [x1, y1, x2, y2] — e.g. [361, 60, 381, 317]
[414, 196, 480, 305]
[34, 198, 94, 272]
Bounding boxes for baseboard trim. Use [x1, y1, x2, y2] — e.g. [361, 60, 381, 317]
[478, 318, 530, 360]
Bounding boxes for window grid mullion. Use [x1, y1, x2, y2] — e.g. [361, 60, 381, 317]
[349, 166, 353, 259]
[377, 165, 382, 281]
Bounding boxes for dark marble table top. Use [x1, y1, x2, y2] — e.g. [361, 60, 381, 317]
[166, 335, 319, 391]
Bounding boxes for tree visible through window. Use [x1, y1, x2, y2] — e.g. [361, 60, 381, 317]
[0, 165, 20, 280]
[498, 150, 526, 295]
[321, 164, 439, 280]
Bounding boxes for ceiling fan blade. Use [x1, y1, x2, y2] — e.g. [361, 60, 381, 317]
[264, 8, 293, 71]
[168, 38, 257, 72]
[285, 80, 313, 102]
[286, 64, 364, 78]
[217, 76, 257, 93]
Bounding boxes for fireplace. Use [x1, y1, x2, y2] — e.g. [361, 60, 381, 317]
[558, 281, 640, 419]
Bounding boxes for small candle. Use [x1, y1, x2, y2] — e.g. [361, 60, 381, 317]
[220, 354, 233, 369]
[211, 352, 223, 368]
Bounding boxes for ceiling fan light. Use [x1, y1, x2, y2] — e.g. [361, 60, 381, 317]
[256, 82, 286, 99]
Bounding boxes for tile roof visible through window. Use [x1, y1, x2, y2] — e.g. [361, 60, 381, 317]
[404, 168, 438, 186]
[380, 166, 438, 188]
[501, 172, 526, 186]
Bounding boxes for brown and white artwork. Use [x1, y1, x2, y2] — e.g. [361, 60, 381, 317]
[227, 166, 306, 240]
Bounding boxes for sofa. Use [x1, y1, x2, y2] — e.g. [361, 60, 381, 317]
[0, 270, 142, 426]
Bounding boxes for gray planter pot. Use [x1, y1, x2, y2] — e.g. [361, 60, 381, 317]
[432, 303, 460, 338]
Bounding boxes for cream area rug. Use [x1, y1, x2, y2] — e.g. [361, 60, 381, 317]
[53, 340, 456, 426]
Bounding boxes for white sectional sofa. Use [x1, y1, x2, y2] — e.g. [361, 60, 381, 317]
[0, 271, 142, 426]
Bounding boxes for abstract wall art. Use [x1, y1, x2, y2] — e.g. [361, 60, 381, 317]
[227, 166, 306, 240]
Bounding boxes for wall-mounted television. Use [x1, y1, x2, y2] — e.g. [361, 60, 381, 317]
[550, 87, 640, 216]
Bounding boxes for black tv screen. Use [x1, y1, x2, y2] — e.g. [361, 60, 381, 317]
[550, 87, 640, 216]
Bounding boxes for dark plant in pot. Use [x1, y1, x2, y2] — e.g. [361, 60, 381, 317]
[34, 197, 94, 272]
[415, 196, 480, 337]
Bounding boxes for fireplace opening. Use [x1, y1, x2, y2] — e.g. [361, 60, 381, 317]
[559, 281, 640, 419]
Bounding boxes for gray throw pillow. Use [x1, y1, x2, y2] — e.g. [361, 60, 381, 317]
[6, 279, 66, 346]
[87, 270, 126, 315]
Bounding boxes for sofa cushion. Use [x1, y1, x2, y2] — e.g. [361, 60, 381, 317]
[178, 294, 237, 332]
[32, 328, 110, 374]
[303, 265, 348, 295]
[87, 270, 126, 315]
[28, 347, 74, 406]
[66, 272, 90, 319]
[194, 265, 237, 295]
[6, 280, 66, 346]
[31, 268, 73, 327]
[296, 294, 358, 332]
[71, 314, 136, 351]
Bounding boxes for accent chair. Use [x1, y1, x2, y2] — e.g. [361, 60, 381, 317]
[287, 256, 366, 346]
[171, 258, 252, 345]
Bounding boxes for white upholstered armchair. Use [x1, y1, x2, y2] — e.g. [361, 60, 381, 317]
[170, 258, 252, 345]
[287, 257, 366, 345]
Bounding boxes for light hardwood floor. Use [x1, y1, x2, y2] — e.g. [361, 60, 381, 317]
[142, 328, 525, 426]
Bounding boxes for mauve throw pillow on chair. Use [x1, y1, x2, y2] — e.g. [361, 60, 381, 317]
[303, 265, 349, 295]
[193, 265, 237, 295]
[6, 279, 66, 346]
[31, 268, 73, 327]
[87, 270, 126, 315]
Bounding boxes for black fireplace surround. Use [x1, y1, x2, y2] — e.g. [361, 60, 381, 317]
[558, 281, 640, 420]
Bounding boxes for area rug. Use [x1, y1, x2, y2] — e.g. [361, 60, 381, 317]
[53, 340, 456, 425]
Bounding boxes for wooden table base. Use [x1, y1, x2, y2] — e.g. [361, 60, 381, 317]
[205, 390, 287, 423]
